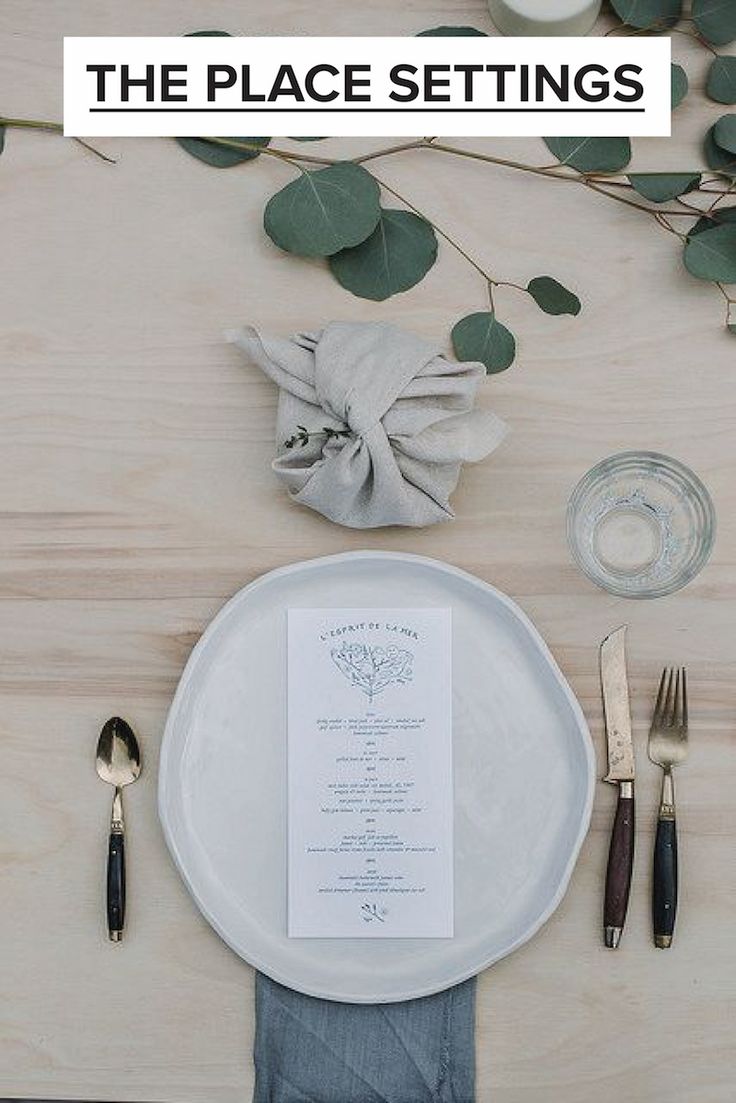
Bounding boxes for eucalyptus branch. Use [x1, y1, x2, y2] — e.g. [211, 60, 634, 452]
[201, 132, 703, 225]
[1, 119, 719, 217]
[3, 99, 733, 345]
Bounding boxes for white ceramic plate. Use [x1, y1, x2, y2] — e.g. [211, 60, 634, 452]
[159, 552, 594, 1002]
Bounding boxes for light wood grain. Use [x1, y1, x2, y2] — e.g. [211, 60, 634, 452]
[2, 3, 735, 1100]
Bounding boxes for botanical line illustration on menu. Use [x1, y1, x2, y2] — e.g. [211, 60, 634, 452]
[331, 643, 414, 703]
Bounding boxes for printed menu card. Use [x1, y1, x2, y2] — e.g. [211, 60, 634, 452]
[287, 608, 453, 938]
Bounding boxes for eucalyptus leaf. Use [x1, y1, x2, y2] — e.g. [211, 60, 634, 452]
[704, 124, 736, 180]
[671, 63, 689, 109]
[329, 209, 438, 301]
[683, 223, 736, 282]
[689, 205, 736, 238]
[611, 0, 681, 29]
[186, 29, 231, 36]
[544, 136, 632, 173]
[417, 26, 488, 35]
[714, 114, 736, 154]
[729, 323, 736, 336]
[707, 56, 736, 104]
[451, 312, 516, 374]
[176, 136, 270, 167]
[627, 172, 701, 202]
[692, 0, 736, 45]
[264, 162, 381, 257]
[527, 276, 581, 316]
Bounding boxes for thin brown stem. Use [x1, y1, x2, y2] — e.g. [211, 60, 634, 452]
[429, 140, 571, 181]
[200, 136, 317, 170]
[355, 139, 433, 163]
[582, 177, 691, 220]
[676, 21, 720, 55]
[714, 284, 736, 328]
[0, 116, 63, 131]
[72, 137, 117, 164]
[605, 21, 719, 56]
[707, 178, 736, 213]
[495, 279, 528, 293]
[370, 170, 498, 284]
[655, 212, 687, 240]
[370, 171, 535, 308]
[426, 142, 698, 216]
[208, 136, 433, 166]
[0, 116, 115, 164]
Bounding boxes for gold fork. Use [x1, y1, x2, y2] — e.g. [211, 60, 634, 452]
[648, 667, 688, 949]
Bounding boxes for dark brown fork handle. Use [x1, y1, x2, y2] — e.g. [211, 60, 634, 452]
[653, 815, 677, 948]
[604, 782, 635, 949]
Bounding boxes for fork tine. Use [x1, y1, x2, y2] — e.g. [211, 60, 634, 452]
[672, 668, 681, 727]
[653, 667, 669, 726]
[663, 667, 675, 726]
[681, 667, 688, 728]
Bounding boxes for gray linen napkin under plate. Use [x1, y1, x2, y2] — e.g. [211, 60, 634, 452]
[254, 972, 476, 1103]
[228, 322, 506, 529]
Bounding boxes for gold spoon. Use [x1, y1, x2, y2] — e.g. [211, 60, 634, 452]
[95, 717, 142, 941]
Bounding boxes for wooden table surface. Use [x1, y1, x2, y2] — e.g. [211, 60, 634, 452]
[2, 3, 735, 1100]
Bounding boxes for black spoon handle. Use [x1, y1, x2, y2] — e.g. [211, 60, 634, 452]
[107, 830, 125, 940]
[107, 786, 126, 941]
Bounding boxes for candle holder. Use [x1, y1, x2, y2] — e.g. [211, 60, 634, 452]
[488, 0, 602, 36]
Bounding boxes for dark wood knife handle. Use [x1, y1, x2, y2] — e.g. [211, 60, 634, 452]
[653, 816, 677, 948]
[604, 784, 635, 948]
[107, 831, 125, 941]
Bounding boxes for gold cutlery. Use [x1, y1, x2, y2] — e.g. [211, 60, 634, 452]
[600, 626, 635, 949]
[648, 668, 688, 948]
[96, 717, 142, 941]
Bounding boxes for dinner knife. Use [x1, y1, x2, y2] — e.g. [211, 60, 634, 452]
[600, 626, 635, 949]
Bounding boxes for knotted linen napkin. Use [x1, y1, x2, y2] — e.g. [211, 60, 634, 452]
[254, 972, 477, 1103]
[228, 322, 506, 528]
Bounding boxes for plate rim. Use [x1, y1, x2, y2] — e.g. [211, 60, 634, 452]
[158, 550, 595, 1002]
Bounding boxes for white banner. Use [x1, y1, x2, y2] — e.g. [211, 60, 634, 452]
[64, 36, 671, 138]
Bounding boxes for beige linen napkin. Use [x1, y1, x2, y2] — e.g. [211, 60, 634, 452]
[228, 321, 507, 529]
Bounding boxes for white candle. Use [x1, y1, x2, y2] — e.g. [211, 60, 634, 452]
[488, 0, 602, 36]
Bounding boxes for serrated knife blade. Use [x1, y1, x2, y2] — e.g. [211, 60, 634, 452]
[601, 625, 634, 783]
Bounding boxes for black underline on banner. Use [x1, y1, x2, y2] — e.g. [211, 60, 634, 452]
[89, 106, 647, 113]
